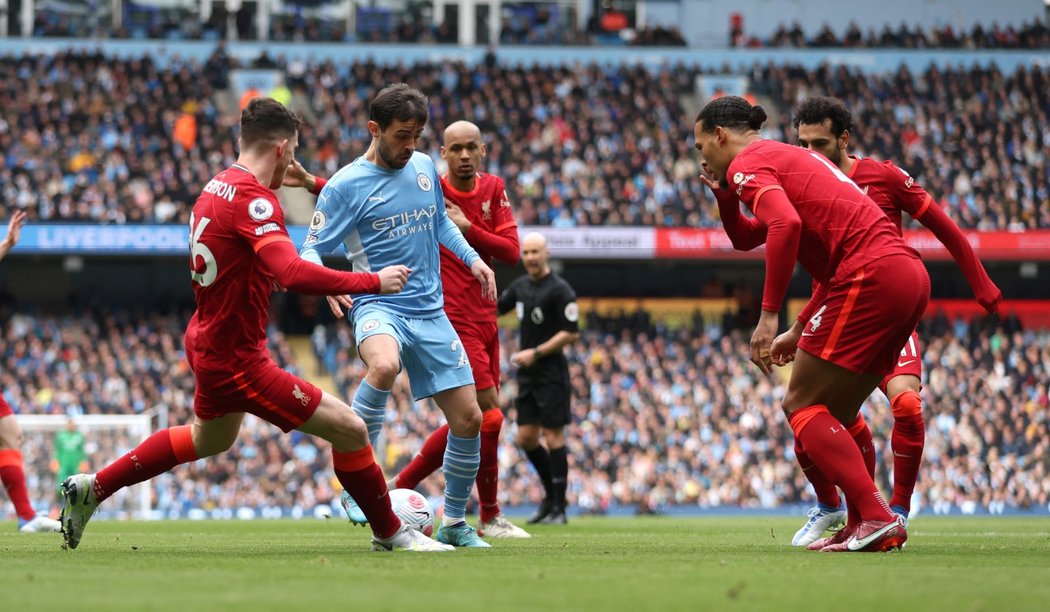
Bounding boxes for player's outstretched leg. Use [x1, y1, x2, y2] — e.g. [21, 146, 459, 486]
[59, 473, 98, 549]
[59, 422, 213, 549]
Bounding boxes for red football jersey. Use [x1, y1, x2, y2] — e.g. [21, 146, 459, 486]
[727, 140, 917, 310]
[847, 156, 931, 234]
[185, 164, 291, 373]
[439, 173, 519, 325]
[845, 154, 999, 311]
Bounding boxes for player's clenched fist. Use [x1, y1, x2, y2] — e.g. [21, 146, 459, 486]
[377, 265, 412, 294]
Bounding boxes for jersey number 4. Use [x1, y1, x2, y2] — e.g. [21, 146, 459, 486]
[809, 152, 863, 194]
[190, 213, 218, 287]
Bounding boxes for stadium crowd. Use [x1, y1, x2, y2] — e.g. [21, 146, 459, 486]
[751, 19, 1050, 49]
[6, 307, 1047, 519]
[31, 6, 686, 47]
[33, 6, 1047, 50]
[2, 50, 1047, 230]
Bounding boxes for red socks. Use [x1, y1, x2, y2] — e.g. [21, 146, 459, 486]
[0, 449, 36, 520]
[333, 446, 400, 539]
[395, 423, 449, 490]
[95, 425, 199, 502]
[845, 414, 877, 526]
[794, 440, 841, 509]
[788, 405, 892, 523]
[889, 390, 924, 512]
[477, 410, 504, 522]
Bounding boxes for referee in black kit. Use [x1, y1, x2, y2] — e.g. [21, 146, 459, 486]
[498, 231, 580, 525]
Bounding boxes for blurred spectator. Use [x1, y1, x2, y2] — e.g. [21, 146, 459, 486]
[6, 307, 1049, 518]
[758, 19, 1050, 49]
[1, 52, 1046, 229]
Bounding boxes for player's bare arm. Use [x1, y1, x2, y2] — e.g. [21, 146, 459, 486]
[0, 210, 26, 261]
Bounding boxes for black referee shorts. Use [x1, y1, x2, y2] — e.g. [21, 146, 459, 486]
[515, 383, 571, 429]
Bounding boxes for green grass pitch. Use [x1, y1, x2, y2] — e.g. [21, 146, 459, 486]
[3, 516, 1049, 611]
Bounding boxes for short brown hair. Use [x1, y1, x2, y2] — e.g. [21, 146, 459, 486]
[369, 84, 428, 131]
[240, 97, 301, 149]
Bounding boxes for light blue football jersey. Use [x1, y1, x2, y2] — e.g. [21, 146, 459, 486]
[300, 152, 480, 319]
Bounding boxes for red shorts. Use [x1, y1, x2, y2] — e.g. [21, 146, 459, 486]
[452, 319, 500, 391]
[0, 395, 11, 418]
[191, 358, 322, 433]
[797, 255, 929, 377]
[879, 331, 922, 392]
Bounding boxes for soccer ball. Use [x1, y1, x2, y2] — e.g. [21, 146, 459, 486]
[389, 488, 435, 536]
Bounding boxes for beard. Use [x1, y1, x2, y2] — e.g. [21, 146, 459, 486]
[379, 141, 410, 169]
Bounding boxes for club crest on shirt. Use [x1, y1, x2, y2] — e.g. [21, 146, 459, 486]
[310, 210, 327, 231]
[482, 199, 492, 220]
[292, 384, 311, 407]
[249, 198, 274, 221]
[417, 173, 433, 192]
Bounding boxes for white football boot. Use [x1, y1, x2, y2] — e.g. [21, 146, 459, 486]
[792, 505, 847, 547]
[59, 474, 99, 550]
[371, 523, 454, 552]
[478, 514, 531, 539]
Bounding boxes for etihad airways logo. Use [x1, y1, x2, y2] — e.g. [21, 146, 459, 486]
[372, 205, 438, 237]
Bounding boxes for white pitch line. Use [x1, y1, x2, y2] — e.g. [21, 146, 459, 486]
[911, 531, 1050, 537]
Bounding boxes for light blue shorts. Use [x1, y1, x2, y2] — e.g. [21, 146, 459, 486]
[352, 303, 475, 400]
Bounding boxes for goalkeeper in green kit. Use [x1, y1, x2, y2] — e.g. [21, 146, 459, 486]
[54, 419, 85, 504]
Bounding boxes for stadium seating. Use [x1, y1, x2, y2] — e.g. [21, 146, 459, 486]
[3, 50, 1046, 230]
[758, 20, 1050, 49]
[11, 307, 1039, 519]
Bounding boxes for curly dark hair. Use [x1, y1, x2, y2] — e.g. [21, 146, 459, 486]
[793, 96, 853, 137]
[695, 96, 767, 132]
